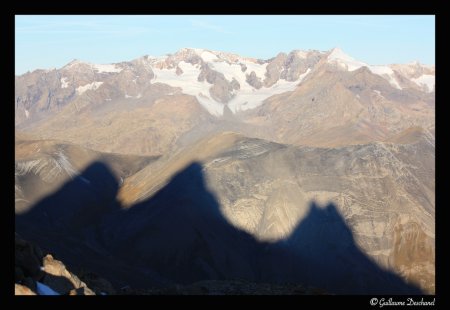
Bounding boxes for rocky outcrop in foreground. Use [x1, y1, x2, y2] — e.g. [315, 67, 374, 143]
[15, 234, 97, 295]
[15, 234, 329, 295]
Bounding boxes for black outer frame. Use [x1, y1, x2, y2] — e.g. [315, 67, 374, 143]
[3, 0, 443, 308]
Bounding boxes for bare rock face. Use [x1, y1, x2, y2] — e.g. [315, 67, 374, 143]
[210, 77, 235, 103]
[197, 63, 236, 103]
[230, 78, 240, 91]
[246, 71, 263, 89]
[243, 64, 434, 149]
[42, 254, 95, 295]
[391, 220, 435, 293]
[15, 69, 74, 125]
[281, 50, 323, 81]
[264, 52, 287, 87]
[15, 58, 155, 127]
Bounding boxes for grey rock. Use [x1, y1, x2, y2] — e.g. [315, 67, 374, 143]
[264, 52, 287, 87]
[246, 71, 263, 89]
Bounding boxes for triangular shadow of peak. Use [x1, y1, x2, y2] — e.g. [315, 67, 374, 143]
[118, 162, 225, 221]
[280, 201, 423, 294]
[16, 161, 121, 231]
[287, 202, 355, 247]
[108, 162, 423, 294]
[16, 160, 424, 294]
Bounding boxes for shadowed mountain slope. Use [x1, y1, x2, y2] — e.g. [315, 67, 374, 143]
[16, 126, 434, 294]
[16, 158, 425, 294]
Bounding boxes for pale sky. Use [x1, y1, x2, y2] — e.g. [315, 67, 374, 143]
[15, 15, 435, 75]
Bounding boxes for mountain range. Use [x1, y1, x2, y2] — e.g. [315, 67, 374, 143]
[15, 47, 434, 153]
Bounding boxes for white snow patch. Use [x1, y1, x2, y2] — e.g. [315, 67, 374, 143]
[227, 68, 310, 113]
[209, 61, 245, 84]
[25, 109, 29, 118]
[65, 59, 85, 68]
[368, 65, 393, 76]
[412, 74, 435, 92]
[328, 48, 402, 89]
[152, 59, 313, 115]
[386, 76, 402, 89]
[367, 66, 402, 89]
[60, 77, 69, 88]
[243, 61, 268, 80]
[125, 93, 142, 99]
[296, 50, 308, 58]
[298, 68, 311, 81]
[228, 78, 300, 113]
[373, 90, 387, 100]
[181, 47, 205, 55]
[328, 48, 366, 71]
[209, 60, 267, 90]
[92, 63, 122, 73]
[200, 50, 218, 62]
[36, 282, 60, 295]
[76, 81, 103, 95]
[153, 61, 224, 116]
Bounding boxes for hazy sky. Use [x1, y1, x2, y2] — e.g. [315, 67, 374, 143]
[15, 15, 435, 75]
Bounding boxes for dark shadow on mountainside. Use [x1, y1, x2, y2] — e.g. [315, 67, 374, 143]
[15, 161, 423, 294]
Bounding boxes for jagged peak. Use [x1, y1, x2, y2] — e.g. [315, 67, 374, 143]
[178, 47, 206, 54]
[327, 47, 360, 63]
[408, 60, 421, 66]
[64, 59, 88, 67]
[291, 49, 324, 59]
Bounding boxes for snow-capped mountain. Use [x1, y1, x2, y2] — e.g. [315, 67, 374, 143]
[14, 47, 434, 155]
[326, 48, 435, 92]
[148, 48, 314, 115]
[15, 47, 435, 122]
